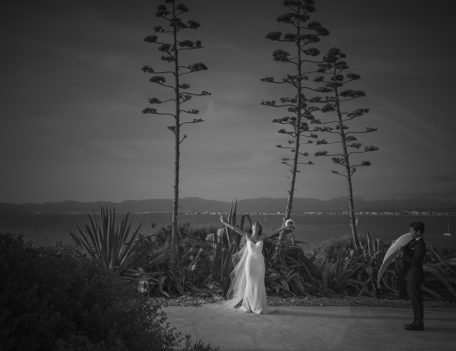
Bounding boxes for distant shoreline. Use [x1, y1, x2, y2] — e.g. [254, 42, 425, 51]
[2, 196, 456, 216]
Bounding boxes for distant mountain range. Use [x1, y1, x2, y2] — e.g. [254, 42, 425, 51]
[1, 197, 455, 215]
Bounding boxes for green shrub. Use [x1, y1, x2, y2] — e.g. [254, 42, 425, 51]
[0, 234, 217, 351]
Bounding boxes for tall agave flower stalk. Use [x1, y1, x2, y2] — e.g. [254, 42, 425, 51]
[262, 0, 330, 224]
[142, 0, 210, 252]
[314, 48, 378, 250]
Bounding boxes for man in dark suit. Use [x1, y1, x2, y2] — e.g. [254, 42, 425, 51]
[403, 221, 426, 331]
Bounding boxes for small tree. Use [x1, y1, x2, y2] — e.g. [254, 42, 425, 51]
[142, 0, 210, 252]
[261, 0, 329, 227]
[314, 48, 378, 250]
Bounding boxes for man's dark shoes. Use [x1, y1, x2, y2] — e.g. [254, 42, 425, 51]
[405, 323, 424, 331]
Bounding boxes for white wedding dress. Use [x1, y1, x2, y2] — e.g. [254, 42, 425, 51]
[225, 239, 268, 314]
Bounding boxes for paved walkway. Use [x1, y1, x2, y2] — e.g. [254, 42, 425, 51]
[164, 303, 456, 351]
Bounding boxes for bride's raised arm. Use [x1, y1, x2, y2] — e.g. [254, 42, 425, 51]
[219, 215, 249, 238]
[263, 221, 294, 240]
[263, 226, 286, 240]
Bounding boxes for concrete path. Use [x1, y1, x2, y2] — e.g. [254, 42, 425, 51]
[165, 303, 456, 351]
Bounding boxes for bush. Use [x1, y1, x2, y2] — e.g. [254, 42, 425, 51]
[125, 223, 225, 297]
[310, 235, 355, 264]
[310, 234, 456, 301]
[0, 234, 217, 351]
[263, 236, 322, 296]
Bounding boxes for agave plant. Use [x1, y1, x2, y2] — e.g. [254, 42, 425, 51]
[320, 256, 356, 295]
[421, 245, 456, 300]
[168, 224, 217, 295]
[331, 233, 456, 300]
[70, 207, 144, 273]
[121, 229, 173, 296]
[263, 236, 321, 296]
[312, 232, 387, 297]
[127, 223, 221, 297]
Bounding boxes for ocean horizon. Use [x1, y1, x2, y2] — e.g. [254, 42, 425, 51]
[1, 213, 455, 249]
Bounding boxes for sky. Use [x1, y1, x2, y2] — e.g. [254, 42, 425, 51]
[1, 0, 456, 204]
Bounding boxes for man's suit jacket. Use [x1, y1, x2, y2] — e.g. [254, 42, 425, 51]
[403, 237, 426, 283]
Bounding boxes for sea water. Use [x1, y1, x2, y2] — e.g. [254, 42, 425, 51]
[1, 213, 455, 248]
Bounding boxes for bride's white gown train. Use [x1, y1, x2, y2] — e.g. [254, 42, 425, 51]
[226, 240, 268, 314]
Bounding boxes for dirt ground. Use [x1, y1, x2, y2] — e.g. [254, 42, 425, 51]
[165, 303, 456, 351]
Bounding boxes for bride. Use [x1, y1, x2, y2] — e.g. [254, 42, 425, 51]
[219, 215, 294, 314]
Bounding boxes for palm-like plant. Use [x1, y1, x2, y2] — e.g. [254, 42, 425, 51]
[70, 207, 143, 273]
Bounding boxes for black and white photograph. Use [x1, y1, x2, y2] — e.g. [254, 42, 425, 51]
[1, 0, 456, 350]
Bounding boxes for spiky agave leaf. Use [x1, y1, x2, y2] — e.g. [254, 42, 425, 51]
[70, 207, 144, 273]
[424, 265, 456, 298]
